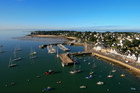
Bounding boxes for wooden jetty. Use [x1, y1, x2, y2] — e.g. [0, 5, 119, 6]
[59, 52, 91, 67]
[59, 53, 74, 67]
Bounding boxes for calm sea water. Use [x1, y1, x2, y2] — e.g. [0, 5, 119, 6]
[0, 30, 140, 93]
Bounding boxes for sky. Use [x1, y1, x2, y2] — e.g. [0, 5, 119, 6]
[0, 0, 140, 31]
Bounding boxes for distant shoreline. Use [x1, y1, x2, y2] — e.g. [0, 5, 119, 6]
[31, 35, 78, 40]
[31, 35, 61, 38]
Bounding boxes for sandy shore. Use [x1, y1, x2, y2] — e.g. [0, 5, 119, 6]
[31, 35, 62, 38]
[31, 35, 78, 40]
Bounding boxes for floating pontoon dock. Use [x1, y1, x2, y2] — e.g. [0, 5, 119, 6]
[57, 44, 70, 51]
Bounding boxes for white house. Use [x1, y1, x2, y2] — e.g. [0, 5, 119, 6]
[93, 46, 103, 51]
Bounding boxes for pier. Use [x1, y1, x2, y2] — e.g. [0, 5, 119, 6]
[47, 45, 56, 53]
[59, 53, 74, 67]
[57, 44, 70, 51]
[59, 52, 91, 67]
[39, 43, 63, 49]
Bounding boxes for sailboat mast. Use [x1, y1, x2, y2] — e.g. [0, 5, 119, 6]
[8, 58, 11, 67]
[14, 49, 17, 58]
[57, 46, 59, 57]
[73, 61, 76, 71]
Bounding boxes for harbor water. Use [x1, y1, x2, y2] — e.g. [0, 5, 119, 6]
[0, 30, 140, 93]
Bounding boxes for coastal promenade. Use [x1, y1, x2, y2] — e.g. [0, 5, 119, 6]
[92, 50, 140, 76]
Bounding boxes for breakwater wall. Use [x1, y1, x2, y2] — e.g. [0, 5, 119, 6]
[92, 52, 140, 76]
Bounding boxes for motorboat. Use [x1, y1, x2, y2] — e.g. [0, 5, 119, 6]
[30, 51, 37, 55]
[112, 69, 116, 72]
[89, 71, 94, 75]
[88, 62, 91, 65]
[96, 81, 104, 85]
[120, 74, 125, 77]
[107, 75, 113, 78]
[42, 86, 53, 92]
[89, 70, 94, 75]
[44, 70, 55, 75]
[85, 75, 93, 79]
[130, 87, 136, 91]
[56, 81, 61, 84]
[80, 85, 87, 89]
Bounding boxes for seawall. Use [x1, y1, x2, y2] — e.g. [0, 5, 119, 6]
[92, 52, 140, 76]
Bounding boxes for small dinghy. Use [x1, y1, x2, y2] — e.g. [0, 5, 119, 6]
[107, 75, 113, 78]
[120, 74, 125, 77]
[44, 70, 55, 75]
[42, 86, 53, 92]
[85, 75, 93, 79]
[96, 81, 104, 85]
[80, 85, 87, 89]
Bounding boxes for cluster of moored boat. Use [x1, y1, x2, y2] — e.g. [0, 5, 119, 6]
[41, 64, 127, 92]
[8, 43, 70, 68]
[2, 44, 134, 92]
[8, 47, 38, 68]
[8, 47, 22, 67]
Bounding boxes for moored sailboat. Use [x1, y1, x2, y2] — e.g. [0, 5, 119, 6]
[111, 67, 116, 72]
[69, 63, 81, 74]
[13, 50, 22, 61]
[8, 58, 17, 68]
[29, 47, 38, 59]
[15, 45, 22, 52]
[30, 48, 37, 55]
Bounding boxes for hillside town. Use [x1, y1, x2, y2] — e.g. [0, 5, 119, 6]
[30, 31, 140, 63]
